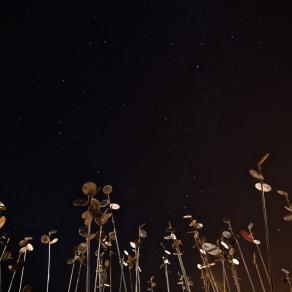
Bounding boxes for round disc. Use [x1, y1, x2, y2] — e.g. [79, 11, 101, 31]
[109, 232, 116, 241]
[249, 169, 264, 181]
[49, 230, 58, 236]
[240, 230, 253, 242]
[82, 210, 91, 220]
[0, 201, 6, 211]
[22, 285, 32, 292]
[78, 226, 87, 237]
[232, 258, 240, 265]
[229, 247, 235, 256]
[277, 190, 288, 197]
[82, 182, 97, 196]
[41, 235, 50, 244]
[77, 242, 87, 254]
[222, 231, 232, 239]
[209, 247, 220, 256]
[100, 199, 110, 207]
[284, 214, 292, 222]
[130, 241, 136, 249]
[202, 242, 220, 255]
[139, 229, 147, 239]
[255, 183, 272, 192]
[19, 239, 28, 247]
[110, 203, 120, 210]
[103, 185, 113, 195]
[67, 258, 75, 265]
[91, 198, 101, 209]
[220, 241, 229, 249]
[202, 242, 216, 250]
[104, 241, 112, 247]
[195, 222, 203, 229]
[0, 216, 6, 229]
[73, 199, 88, 207]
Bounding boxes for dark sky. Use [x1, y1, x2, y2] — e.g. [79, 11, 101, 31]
[1, 0, 292, 291]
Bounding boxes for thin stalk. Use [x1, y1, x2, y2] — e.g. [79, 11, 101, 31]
[221, 257, 226, 292]
[129, 269, 134, 292]
[253, 254, 266, 292]
[228, 222, 256, 292]
[224, 270, 231, 292]
[134, 247, 140, 292]
[18, 251, 27, 292]
[107, 194, 127, 292]
[46, 243, 51, 292]
[164, 264, 170, 292]
[67, 261, 76, 292]
[176, 246, 192, 292]
[74, 262, 82, 292]
[86, 194, 92, 292]
[109, 250, 112, 292]
[8, 254, 21, 292]
[0, 238, 10, 262]
[94, 225, 103, 292]
[256, 244, 271, 285]
[230, 265, 241, 292]
[259, 182, 274, 292]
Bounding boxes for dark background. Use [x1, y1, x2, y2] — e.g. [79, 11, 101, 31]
[0, 0, 292, 291]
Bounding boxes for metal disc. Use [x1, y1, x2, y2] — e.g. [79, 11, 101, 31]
[82, 182, 97, 196]
[249, 169, 264, 181]
[91, 199, 101, 210]
[0, 216, 6, 229]
[255, 183, 272, 192]
[229, 247, 235, 256]
[73, 199, 88, 207]
[77, 242, 87, 254]
[110, 203, 120, 210]
[0, 201, 6, 211]
[281, 269, 290, 275]
[240, 230, 253, 242]
[232, 258, 240, 265]
[67, 258, 75, 265]
[103, 185, 113, 195]
[49, 230, 58, 236]
[222, 231, 232, 239]
[277, 190, 288, 197]
[82, 210, 91, 220]
[220, 241, 229, 249]
[41, 235, 50, 244]
[202, 242, 216, 250]
[195, 222, 203, 229]
[100, 199, 110, 207]
[253, 239, 261, 245]
[258, 153, 270, 167]
[104, 241, 112, 247]
[22, 285, 32, 292]
[208, 247, 220, 256]
[202, 243, 220, 256]
[19, 239, 28, 247]
[139, 229, 147, 238]
[284, 214, 292, 222]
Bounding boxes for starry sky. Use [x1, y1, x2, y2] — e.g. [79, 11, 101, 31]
[1, 0, 292, 291]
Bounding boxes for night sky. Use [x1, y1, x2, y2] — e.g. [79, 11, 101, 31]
[1, 0, 292, 291]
